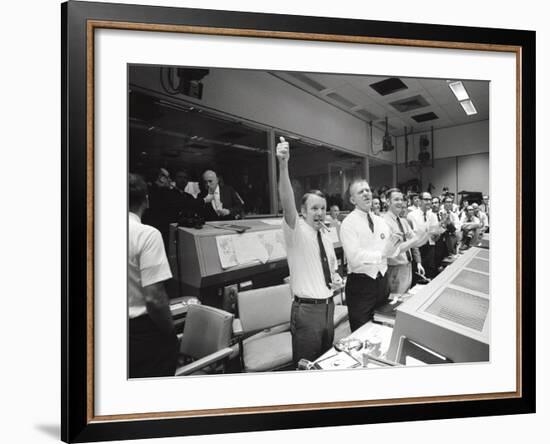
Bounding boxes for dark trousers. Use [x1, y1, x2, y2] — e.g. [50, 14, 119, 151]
[290, 300, 335, 366]
[419, 244, 436, 279]
[129, 315, 179, 378]
[345, 273, 388, 332]
[433, 238, 447, 271]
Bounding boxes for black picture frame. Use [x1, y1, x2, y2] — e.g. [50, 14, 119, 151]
[61, 1, 536, 442]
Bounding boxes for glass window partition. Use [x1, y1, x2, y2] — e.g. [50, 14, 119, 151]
[129, 90, 271, 216]
[276, 134, 365, 212]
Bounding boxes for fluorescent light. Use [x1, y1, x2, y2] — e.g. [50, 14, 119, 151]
[460, 99, 477, 116]
[448, 81, 470, 101]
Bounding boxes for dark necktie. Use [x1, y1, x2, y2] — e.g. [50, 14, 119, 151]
[367, 212, 374, 233]
[396, 216, 412, 263]
[317, 230, 332, 289]
[423, 212, 427, 222]
[437, 212, 441, 222]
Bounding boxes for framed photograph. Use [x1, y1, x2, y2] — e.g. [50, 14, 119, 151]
[62, 1, 535, 442]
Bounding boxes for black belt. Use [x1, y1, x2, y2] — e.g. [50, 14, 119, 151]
[294, 295, 333, 305]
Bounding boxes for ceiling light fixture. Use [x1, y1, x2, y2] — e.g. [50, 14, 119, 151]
[460, 99, 478, 116]
[448, 81, 477, 116]
[448, 81, 469, 101]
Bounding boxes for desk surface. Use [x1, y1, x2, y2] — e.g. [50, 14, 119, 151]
[315, 321, 394, 369]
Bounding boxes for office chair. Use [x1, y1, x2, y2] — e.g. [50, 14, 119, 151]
[174, 304, 234, 376]
[234, 284, 293, 372]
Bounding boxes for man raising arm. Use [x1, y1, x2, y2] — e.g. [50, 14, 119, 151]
[276, 137, 342, 365]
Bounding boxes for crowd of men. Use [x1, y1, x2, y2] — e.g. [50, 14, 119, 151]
[128, 137, 490, 376]
[274, 137, 489, 367]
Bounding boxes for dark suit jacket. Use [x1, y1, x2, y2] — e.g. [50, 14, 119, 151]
[197, 184, 243, 221]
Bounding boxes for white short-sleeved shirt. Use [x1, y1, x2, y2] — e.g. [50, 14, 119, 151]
[282, 218, 337, 300]
[340, 209, 391, 278]
[128, 212, 172, 319]
[460, 214, 481, 228]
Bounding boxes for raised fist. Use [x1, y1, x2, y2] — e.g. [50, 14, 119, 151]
[276, 136, 290, 161]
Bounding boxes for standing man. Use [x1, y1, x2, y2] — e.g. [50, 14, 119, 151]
[431, 197, 447, 272]
[407, 192, 441, 279]
[407, 193, 420, 212]
[340, 179, 401, 331]
[197, 169, 244, 221]
[440, 195, 461, 258]
[276, 137, 342, 365]
[383, 189, 426, 294]
[128, 174, 178, 378]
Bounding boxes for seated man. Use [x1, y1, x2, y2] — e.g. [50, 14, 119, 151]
[173, 169, 200, 218]
[472, 203, 489, 245]
[459, 205, 481, 251]
[128, 173, 178, 378]
[197, 169, 244, 221]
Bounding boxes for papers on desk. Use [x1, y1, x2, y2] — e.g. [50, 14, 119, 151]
[216, 230, 287, 269]
[315, 351, 362, 370]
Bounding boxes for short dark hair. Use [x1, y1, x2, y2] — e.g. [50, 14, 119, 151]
[129, 173, 148, 212]
[385, 187, 402, 201]
[301, 189, 326, 208]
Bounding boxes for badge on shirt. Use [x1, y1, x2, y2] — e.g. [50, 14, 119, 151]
[380, 233, 385, 239]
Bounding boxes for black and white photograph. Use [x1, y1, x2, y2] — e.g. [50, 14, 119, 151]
[128, 65, 491, 378]
[54, 1, 537, 442]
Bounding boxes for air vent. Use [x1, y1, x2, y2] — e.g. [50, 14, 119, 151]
[326, 92, 357, 108]
[287, 72, 327, 91]
[411, 112, 439, 123]
[451, 270, 489, 294]
[356, 109, 379, 121]
[390, 95, 430, 113]
[425, 288, 489, 332]
[369, 77, 408, 96]
[466, 258, 489, 273]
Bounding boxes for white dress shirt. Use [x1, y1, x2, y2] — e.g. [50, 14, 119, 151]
[282, 218, 337, 300]
[383, 211, 420, 266]
[211, 185, 223, 212]
[340, 209, 391, 279]
[407, 208, 440, 246]
[439, 209, 461, 232]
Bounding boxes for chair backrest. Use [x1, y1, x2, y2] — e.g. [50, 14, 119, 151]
[180, 304, 234, 360]
[237, 283, 292, 333]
